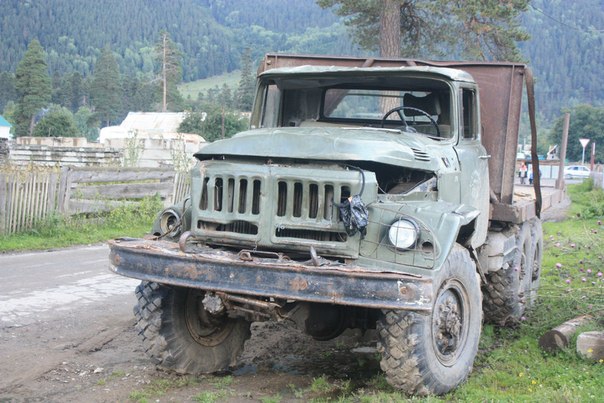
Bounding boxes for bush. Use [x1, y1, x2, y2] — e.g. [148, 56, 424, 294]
[33, 105, 79, 137]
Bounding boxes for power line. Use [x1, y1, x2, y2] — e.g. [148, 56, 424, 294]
[529, 4, 604, 35]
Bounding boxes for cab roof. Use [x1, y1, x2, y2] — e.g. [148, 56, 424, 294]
[258, 65, 476, 84]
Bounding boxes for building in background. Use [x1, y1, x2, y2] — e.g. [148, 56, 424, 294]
[0, 116, 12, 139]
[99, 112, 206, 168]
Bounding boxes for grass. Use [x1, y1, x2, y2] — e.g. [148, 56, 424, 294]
[0, 195, 162, 252]
[129, 376, 197, 402]
[179, 70, 241, 100]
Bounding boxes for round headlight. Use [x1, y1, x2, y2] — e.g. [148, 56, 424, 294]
[388, 219, 418, 250]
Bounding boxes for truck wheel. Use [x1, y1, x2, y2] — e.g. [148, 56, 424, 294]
[483, 218, 542, 326]
[377, 245, 482, 395]
[133, 281, 251, 374]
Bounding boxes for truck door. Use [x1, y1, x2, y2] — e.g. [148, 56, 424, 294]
[454, 87, 489, 248]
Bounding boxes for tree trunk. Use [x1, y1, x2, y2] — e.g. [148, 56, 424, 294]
[162, 33, 167, 112]
[576, 331, 604, 361]
[28, 115, 36, 136]
[379, 0, 401, 58]
[379, 0, 401, 114]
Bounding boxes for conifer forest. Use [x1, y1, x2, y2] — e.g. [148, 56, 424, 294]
[0, 0, 603, 162]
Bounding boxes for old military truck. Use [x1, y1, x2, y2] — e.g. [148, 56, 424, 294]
[109, 54, 544, 395]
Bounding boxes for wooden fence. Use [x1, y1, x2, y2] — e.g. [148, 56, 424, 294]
[0, 165, 191, 235]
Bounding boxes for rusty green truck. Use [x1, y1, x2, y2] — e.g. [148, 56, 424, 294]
[109, 54, 545, 395]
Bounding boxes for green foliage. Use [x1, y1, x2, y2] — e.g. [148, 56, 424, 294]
[178, 71, 241, 101]
[0, 196, 163, 252]
[178, 112, 206, 135]
[317, 0, 530, 61]
[521, 0, 604, 120]
[74, 106, 100, 141]
[90, 46, 122, 126]
[121, 74, 156, 114]
[0, 0, 238, 81]
[52, 71, 85, 112]
[566, 179, 604, 218]
[549, 104, 604, 164]
[235, 48, 255, 112]
[32, 105, 79, 137]
[201, 107, 249, 142]
[178, 108, 248, 142]
[14, 39, 52, 136]
[1, 0, 602, 129]
[0, 71, 17, 112]
[128, 376, 197, 402]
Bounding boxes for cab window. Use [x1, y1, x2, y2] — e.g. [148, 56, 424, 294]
[461, 88, 478, 139]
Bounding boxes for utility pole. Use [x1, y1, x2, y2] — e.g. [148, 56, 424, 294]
[556, 112, 570, 189]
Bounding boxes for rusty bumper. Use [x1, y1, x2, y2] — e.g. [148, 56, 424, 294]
[108, 238, 433, 312]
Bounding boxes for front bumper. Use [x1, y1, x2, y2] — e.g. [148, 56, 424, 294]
[108, 238, 433, 312]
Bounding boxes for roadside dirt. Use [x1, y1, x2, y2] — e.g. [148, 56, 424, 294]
[0, 298, 381, 402]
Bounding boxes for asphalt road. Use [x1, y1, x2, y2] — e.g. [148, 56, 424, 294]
[0, 244, 139, 327]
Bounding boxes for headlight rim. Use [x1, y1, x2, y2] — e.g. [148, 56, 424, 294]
[388, 218, 419, 250]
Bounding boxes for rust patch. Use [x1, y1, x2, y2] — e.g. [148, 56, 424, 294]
[166, 264, 198, 280]
[397, 281, 416, 300]
[110, 252, 121, 266]
[290, 277, 308, 291]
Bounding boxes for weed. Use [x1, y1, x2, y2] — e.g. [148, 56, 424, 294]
[287, 383, 306, 399]
[128, 376, 196, 401]
[210, 374, 233, 389]
[260, 393, 282, 403]
[310, 375, 333, 394]
[110, 370, 126, 379]
[194, 390, 225, 403]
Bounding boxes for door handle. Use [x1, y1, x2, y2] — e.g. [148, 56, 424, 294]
[479, 155, 491, 160]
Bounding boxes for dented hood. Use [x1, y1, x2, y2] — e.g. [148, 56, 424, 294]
[194, 127, 446, 168]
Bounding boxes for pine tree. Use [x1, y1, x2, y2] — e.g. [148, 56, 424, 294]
[236, 48, 256, 111]
[0, 72, 17, 113]
[14, 39, 52, 136]
[154, 30, 183, 112]
[317, 0, 529, 61]
[90, 46, 122, 127]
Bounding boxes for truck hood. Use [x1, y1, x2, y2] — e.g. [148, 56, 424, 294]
[194, 127, 448, 169]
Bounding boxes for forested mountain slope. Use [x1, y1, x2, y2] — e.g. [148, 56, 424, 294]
[0, 0, 237, 80]
[0, 0, 602, 120]
[0, 0, 356, 81]
[521, 0, 604, 119]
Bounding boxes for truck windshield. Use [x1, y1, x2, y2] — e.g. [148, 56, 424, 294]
[257, 75, 453, 139]
[322, 88, 451, 138]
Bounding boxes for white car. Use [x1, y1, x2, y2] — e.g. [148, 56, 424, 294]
[564, 165, 591, 179]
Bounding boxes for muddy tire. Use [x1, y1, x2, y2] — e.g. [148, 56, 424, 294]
[483, 218, 542, 326]
[377, 245, 482, 395]
[133, 281, 251, 374]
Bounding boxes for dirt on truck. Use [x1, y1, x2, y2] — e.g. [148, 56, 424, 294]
[109, 54, 547, 396]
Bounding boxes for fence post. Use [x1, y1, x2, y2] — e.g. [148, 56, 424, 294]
[57, 166, 71, 214]
[0, 172, 6, 235]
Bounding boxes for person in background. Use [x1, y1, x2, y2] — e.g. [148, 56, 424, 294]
[519, 162, 528, 185]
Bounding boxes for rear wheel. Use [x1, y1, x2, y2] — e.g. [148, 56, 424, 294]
[134, 282, 251, 374]
[483, 219, 542, 326]
[377, 245, 482, 395]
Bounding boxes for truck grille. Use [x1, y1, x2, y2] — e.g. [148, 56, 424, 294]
[191, 162, 376, 258]
[200, 177, 262, 215]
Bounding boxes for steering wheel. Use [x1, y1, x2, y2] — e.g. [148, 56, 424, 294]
[380, 106, 440, 137]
